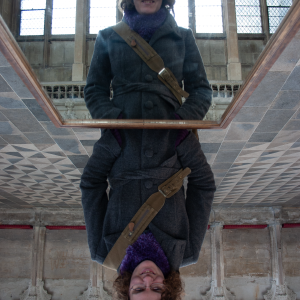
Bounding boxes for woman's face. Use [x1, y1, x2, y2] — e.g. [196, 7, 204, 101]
[129, 260, 165, 300]
[133, 0, 163, 15]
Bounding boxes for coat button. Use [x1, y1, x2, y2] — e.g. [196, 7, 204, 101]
[145, 180, 153, 189]
[145, 74, 153, 82]
[145, 149, 153, 157]
[144, 101, 153, 109]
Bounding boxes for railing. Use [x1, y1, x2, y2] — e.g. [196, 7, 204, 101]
[41, 80, 243, 121]
[44, 83, 85, 99]
[210, 80, 243, 98]
[204, 80, 243, 121]
[42, 82, 90, 120]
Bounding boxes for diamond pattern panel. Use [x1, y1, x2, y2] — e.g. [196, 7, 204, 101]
[0, 144, 82, 208]
[235, 0, 262, 33]
[268, 7, 290, 34]
[213, 142, 300, 205]
[267, 0, 292, 34]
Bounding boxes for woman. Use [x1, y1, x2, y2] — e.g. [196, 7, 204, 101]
[84, 0, 212, 121]
[114, 260, 183, 299]
[81, 0, 215, 298]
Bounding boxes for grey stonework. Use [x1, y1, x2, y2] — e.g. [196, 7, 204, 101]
[0, 207, 299, 300]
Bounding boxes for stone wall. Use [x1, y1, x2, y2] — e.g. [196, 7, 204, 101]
[18, 41, 74, 82]
[238, 39, 266, 80]
[196, 39, 227, 81]
[0, 207, 299, 300]
[15, 37, 265, 82]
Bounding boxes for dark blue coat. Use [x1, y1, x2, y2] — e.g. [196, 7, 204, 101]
[84, 11, 212, 121]
[81, 11, 215, 271]
[80, 131, 216, 271]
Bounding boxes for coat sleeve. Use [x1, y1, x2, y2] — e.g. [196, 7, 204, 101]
[84, 29, 122, 119]
[80, 130, 122, 263]
[176, 29, 212, 120]
[176, 133, 216, 267]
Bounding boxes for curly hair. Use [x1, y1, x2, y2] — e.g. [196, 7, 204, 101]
[113, 270, 184, 300]
[118, 0, 176, 12]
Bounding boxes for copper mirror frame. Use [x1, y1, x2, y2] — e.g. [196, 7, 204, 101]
[0, 1, 299, 129]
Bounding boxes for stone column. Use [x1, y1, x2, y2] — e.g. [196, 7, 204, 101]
[223, 0, 242, 81]
[79, 261, 111, 300]
[116, 0, 123, 23]
[43, 0, 53, 68]
[260, 0, 270, 43]
[188, 0, 196, 34]
[264, 222, 296, 300]
[20, 226, 51, 300]
[0, 0, 13, 30]
[202, 223, 235, 300]
[72, 0, 87, 82]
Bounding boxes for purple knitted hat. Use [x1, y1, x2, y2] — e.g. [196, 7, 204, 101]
[124, 7, 167, 41]
[120, 232, 170, 276]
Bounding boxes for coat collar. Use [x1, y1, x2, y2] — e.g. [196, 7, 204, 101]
[149, 10, 182, 46]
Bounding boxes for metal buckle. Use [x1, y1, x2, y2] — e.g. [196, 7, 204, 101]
[159, 184, 176, 198]
[158, 68, 170, 79]
[159, 68, 179, 91]
[158, 188, 168, 198]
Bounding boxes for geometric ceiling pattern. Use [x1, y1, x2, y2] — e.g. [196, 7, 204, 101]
[206, 29, 300, 207]
[0, 143, 82, 208]
[0, 49, 101, 209]
[0, 30, 300, 209]
[213, 141, 300, 206]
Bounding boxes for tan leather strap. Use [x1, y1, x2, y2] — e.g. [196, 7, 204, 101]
[102, 167, 191, 271]
[112, 21, 189, 104]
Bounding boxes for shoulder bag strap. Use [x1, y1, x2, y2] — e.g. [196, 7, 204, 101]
[102, 167, 191, 271]
[112, 21, 189, 105]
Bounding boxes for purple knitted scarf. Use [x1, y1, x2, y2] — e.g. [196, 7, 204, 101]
[124, 7, 167, 41]
[120, 232, 170, 276]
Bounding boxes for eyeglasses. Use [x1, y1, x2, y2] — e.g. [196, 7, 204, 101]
[130, 283, 165, 294]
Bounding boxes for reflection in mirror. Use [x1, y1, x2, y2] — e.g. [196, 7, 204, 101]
[0, 0, 293, 123]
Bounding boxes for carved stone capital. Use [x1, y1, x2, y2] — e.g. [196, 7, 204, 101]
[211, 222, 224, 229]
[264, 281, 296, 300]
[79, 280, 111, 300]
[201, 282, 236, 300]
[63, 99, 78, 119]
[20, 280, 51, 300]
[202, 283, 235, 300]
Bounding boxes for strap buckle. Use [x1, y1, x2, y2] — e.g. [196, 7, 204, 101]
[158, 68, 184, 95]
[158, 68, 169, 79]
[158, 168, 191, 198]
[159, 183, 177, 198]
[159, 68, 176, 89]
[158, 188, 168, 198]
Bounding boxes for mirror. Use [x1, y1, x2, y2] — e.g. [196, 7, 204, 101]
[0, 0, 294, 128]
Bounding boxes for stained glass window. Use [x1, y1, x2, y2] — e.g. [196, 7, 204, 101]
[235, 0, 262, 33]
[195, 0, 223, 33]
